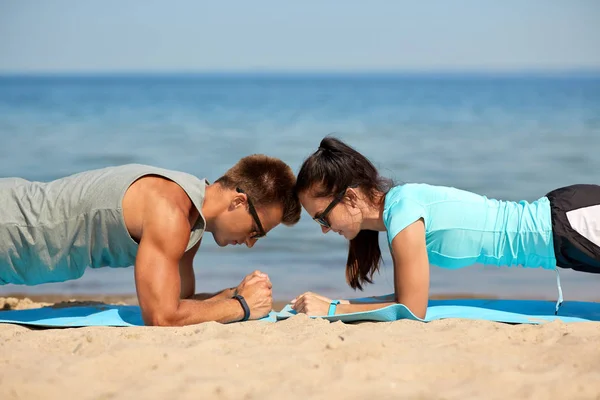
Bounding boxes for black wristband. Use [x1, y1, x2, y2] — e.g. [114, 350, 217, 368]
[233, 294, 250, 322]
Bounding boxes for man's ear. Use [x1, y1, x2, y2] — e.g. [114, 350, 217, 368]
[230, 193, 246, 210]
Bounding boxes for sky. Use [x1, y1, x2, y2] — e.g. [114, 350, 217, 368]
[1, 0, 599, 73]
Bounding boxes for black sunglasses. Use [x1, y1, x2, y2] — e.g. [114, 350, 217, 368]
[236, 187, 266, 239]
[313, 186, 355, 229]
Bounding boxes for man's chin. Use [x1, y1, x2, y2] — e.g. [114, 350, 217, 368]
[211, 233, 230, 247]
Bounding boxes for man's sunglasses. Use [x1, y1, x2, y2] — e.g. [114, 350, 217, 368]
[313, 186, 355, 229]
[236, 187, 266, 239]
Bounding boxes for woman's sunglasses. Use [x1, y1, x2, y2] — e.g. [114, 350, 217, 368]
[313, 186, 354, 229]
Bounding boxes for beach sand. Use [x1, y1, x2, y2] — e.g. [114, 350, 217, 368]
[1, 295, 600, 400]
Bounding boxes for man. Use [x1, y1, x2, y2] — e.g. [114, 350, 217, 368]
[0, 155, 301, 326]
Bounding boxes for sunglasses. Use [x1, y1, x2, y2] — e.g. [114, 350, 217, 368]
[236, 187, 266, 239]
[313, 186, 354, 229]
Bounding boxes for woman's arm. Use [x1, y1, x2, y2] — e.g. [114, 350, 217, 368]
[292, 219, 430, 318]
[291, 292, 397, 315]
[387, 218, 430, 319]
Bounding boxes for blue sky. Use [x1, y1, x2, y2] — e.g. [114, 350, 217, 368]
[1, 0, 599, 73]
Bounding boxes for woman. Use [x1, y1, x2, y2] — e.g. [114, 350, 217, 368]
[291, 136, 600, 319]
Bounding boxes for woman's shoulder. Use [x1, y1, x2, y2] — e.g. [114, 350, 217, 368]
[386, 183, 483, 206]
[386, 183, 441, 201]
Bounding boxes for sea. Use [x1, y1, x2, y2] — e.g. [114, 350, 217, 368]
[1, 72, 599, 301]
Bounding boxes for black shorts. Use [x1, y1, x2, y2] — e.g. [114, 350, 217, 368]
[547, 184, 600, 273]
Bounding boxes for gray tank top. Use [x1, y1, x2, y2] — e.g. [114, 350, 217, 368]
[0, 164, 207, 285]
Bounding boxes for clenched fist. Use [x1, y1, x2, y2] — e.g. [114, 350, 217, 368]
[236, 270, 273, 319]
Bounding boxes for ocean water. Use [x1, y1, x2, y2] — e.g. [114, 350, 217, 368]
[1, 73, 600, 301]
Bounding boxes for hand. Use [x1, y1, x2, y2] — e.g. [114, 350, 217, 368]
[291, 292, 336, 316]
[235, 270, 268, 293]
[236, 270, 273, 320]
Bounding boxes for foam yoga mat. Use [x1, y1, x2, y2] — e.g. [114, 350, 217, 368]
[276, 297, 600, 324]
[2, 298, 599, 328]
[0, 305, 277, 328]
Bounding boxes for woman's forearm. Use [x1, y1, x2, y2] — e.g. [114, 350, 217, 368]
[335, 301, 396, 314]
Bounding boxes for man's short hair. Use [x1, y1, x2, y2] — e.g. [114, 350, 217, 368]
[215, 155, 301, 225]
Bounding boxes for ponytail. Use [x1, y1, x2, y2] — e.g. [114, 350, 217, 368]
[346, 230, 382, 290]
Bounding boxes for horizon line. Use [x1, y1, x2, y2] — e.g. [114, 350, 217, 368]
[1, 67, 600, 78]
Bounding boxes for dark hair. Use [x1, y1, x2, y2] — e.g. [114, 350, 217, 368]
[296, 136, 394, 290]
[216, 154, 301, 226]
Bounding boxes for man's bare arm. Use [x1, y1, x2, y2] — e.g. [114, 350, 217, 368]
[179, 240, 239, 301]
[134, 200, 253, 326]
[179, 241, 199, 299]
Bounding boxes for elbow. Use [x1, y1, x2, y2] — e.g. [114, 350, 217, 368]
[395, 296, 427, 320]
[180, 287, 194, 300]
[412, 308, 427, 320]
[144, 310, 181, 327]
[404, 304, 426, 320]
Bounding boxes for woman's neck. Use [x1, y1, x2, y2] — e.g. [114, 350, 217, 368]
[360, 194, 387, 232]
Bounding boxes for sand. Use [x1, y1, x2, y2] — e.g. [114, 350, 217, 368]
[1, 296, 600, 400]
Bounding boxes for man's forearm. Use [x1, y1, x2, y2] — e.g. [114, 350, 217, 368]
[188, 287, 236, 301]
[148, 297, 245, 326]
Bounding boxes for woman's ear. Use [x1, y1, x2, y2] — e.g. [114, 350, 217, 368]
[345, 187, 360, 207]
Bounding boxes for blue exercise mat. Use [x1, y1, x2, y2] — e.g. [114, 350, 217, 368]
[2, 297, 599, 327]
[276, 297, 600, 324]
[0, 305, 277, 327]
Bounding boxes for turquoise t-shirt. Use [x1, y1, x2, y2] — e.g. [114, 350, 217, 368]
[382, 184, 557, 270]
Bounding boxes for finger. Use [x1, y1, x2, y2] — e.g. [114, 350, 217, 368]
[293, 298, 306, 312]
[301, 293, 316, 302]
[291, 298, 301, 310]
[246, 275, 266, 285]
[314, 293, 331, 303]
[251, 276, 271, 289]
